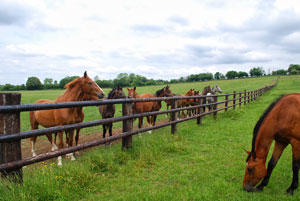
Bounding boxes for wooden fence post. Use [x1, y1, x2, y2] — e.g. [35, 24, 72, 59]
[239, 92, 242, 107]
[247, 92, 250, 103]
[233, 91, 236, 110]
[244, 90, 247, 105]
[171, 100, 177, 134]
[213, 96, 218, 119]
[0, 93, 22, 183]
[197, 97, 202, 125]
[225, 95, 229, 112]
[122, 101, 133, 149]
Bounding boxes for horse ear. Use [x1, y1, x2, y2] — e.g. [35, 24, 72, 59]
[134, 86, 136, 91]
[84, 71, 87, 78]
[127, 88, 130, 91]
[244, 149, 250, 155]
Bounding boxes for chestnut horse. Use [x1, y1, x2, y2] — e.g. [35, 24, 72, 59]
[190, 86, 212, 116]
[99, 86, 126, 141]
[127, 86, 173, 129]
[166, 89, 195, 119]
[243, 94, 300, 195]
[29, 72, 105, 165]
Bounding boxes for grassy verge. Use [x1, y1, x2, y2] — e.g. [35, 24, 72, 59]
[1, 75, 300, 200]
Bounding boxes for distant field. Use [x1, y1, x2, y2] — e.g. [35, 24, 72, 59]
[2, 75, 300, 200]
[11, 75, 277, 133]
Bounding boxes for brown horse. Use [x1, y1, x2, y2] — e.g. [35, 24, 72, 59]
[127, 86, 173, 129]
[166, 89, 195, 119]
[243, 94, 300, 195]
[55, 93, 93, 156]
[29, 71, 105, 165]
[99, 86, 126, 142]
[190, 86, 212, 116]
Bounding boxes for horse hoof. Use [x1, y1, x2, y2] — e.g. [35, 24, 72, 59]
[148, 131, 152, 134]
[75, 151, 80, 156]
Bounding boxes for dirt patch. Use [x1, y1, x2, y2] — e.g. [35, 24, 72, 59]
[21, 119, 170, 159]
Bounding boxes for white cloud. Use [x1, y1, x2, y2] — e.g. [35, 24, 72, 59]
[0, 0, 299, 85]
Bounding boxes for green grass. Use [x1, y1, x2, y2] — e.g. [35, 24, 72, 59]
[1, 75, 300, 200]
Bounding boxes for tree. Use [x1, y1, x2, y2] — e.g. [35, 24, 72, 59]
[238, 71, 249, 78]
[225, 71, 239, 79]
[214, 72, 222, 80]
[59, 76, 79, 89]
[272, 69, 288, 75]
[250, 67, 265, 77]
[26, 77, 43, 90]
[113, 73, 130, 87]
[288, 64, 300, 75]
[95, 80, 114, 88]
[44, 78, 54, 89]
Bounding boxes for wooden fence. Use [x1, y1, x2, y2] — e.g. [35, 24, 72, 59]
[0, 79, 278, 182]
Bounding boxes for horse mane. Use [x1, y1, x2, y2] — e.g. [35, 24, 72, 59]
[64, 77, 81, 89]
[108, 88, 116, 99]
[247, 95, 285, 161]
[155, 87, 164, 97]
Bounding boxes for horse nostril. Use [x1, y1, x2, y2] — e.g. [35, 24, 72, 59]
[98, 93, 105, 99]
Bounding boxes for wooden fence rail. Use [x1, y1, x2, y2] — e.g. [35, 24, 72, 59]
[0, 79, 278, 182]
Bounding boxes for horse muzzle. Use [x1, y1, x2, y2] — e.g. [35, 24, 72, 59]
[97, 92, 105, 99]
[243, 185, 255, 192]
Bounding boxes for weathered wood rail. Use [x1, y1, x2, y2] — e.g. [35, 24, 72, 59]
[0, 79, 278, 182]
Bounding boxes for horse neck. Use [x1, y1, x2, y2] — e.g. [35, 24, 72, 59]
[254, 124, 275, 162]
[57, 84, 85, 102]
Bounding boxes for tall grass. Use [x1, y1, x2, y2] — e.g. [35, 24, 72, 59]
[1, 75, 300, 200]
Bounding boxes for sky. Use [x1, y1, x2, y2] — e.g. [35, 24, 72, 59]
[1, 0, 300, 85]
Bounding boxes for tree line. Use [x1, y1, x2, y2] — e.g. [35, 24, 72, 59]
[0, 65, 298, 91]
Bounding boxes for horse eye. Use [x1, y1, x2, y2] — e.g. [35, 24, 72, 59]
[88, 82, 92, 85]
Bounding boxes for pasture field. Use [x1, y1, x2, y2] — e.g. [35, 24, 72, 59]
[1, 75, 300, 200]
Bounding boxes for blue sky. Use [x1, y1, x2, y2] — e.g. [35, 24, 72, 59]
[1, 0, 300, 85]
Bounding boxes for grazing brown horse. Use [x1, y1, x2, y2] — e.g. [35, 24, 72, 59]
[127, 86, 173, 129]
[29, 72, 105, 165]
[243, 94, 300, 195]
[99, 86, 126, 141]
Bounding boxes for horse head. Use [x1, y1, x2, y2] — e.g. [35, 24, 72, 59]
[156, 85, 173, 97]
[109, 86, 126, 99]
[185, 89, 195, 96]
[65, 71, 105, 100]
[127, 86, 138, 98]
[243, 150, 267, 192]
[202, 86, 212, 95]
[213, 85, 223, 93]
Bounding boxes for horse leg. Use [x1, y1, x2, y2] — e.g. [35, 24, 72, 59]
[102, 124, 107, 139]
[286, 140, 300, 195]
[74, 128, 80, 156]
[109, 123, 113, 145]
[66, 130, 75, 161]
[57, 132, 64, 166]
[30, 136, 37, 157]
[75, 128, 80, 146]
[29, 111, 38, 156]
[256, 141, 288, 191]
[46, 133, 58, 152]
[138, 117, 143, 129]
